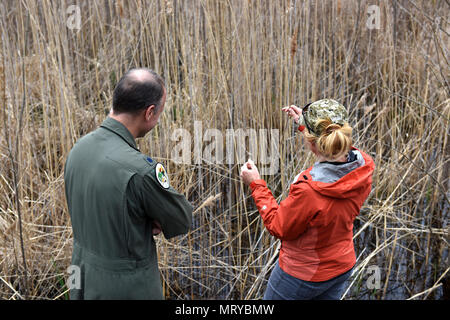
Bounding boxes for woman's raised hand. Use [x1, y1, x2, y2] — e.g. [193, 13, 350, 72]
[282, 105, 302, 123]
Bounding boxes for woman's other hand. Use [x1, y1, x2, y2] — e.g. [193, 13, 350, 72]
[240, 159, 261, 186]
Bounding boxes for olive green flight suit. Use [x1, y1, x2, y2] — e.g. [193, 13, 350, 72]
[64, 116, 193, 300]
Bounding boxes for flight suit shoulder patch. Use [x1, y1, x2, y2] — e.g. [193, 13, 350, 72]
[155, 163, 170, 189]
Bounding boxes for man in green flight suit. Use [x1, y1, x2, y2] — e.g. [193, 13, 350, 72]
[64, 68, 193, 299]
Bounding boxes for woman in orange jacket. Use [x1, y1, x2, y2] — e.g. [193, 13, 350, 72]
[240, 99, 375, 300]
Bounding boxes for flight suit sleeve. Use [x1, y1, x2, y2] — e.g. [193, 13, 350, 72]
[135, 165, 193, 239]
[249, 179, 317, 241]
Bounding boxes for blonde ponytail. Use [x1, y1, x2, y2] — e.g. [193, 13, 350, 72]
[304, 118, 353, 160]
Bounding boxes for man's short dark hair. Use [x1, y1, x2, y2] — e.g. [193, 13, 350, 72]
[112, 68, 165, 114]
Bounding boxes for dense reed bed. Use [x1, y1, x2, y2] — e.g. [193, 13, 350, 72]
[0, 0, 448, 299]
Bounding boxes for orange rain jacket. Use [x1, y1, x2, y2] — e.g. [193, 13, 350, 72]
[249, 147, 375, 282]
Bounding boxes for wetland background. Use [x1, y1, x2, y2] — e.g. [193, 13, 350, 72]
[0, 0, 449, 299]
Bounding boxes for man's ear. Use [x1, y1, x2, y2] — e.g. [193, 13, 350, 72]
[144, 105, 156, 121]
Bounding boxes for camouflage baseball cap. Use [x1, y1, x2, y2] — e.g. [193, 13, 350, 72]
[297, 99, 348, 136]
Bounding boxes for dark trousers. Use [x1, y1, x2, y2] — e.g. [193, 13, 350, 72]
[263, 261, 353, 300]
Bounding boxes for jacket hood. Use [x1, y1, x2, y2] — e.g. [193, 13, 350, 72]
[303, 147, 375, 199]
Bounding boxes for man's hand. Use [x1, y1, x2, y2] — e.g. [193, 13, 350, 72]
[240, 159, 261, 186]
[152, 220, 162, 235]
[282, 105, 302, 123]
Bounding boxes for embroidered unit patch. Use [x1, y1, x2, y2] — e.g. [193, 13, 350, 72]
[155, 163, 170, 189]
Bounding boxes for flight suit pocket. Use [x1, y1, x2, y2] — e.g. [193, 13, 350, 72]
[84, 263, 163, 300]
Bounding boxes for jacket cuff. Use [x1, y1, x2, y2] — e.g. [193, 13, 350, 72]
[249, 179, 267, 191]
